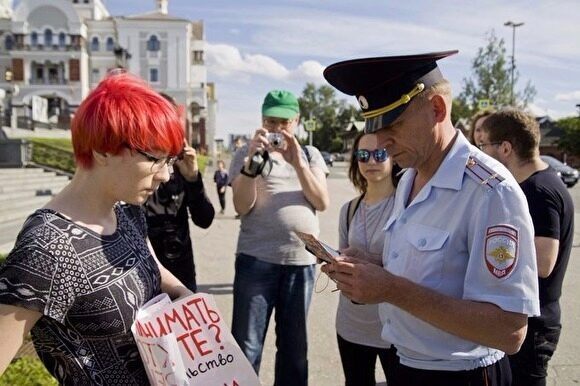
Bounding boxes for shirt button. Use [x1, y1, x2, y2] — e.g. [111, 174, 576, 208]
[392, 252, 399, 259]
[418, 238, 427, 247]
[401, 217, 407, 224]
[386, 318, 391, 324]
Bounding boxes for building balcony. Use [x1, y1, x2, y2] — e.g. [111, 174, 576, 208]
[11, 44, 82, 52]
[27, 78, 70, 86]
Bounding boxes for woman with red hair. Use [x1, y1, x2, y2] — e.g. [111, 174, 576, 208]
[0, 72, 191, 384]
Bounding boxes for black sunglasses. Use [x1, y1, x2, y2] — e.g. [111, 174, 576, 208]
[355, 148, 389, 163]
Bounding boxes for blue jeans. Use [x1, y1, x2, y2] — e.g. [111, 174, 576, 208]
[231, 253, 315, 386]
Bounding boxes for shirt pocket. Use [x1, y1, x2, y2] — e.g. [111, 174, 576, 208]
[405, 224, 449, 287]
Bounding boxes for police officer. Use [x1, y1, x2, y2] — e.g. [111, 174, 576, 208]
[322, 51, 540, 386]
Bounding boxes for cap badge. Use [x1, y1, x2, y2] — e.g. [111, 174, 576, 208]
[358, 96, 369, 110]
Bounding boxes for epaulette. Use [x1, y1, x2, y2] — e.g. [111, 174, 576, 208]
[465, 155, 505, 189]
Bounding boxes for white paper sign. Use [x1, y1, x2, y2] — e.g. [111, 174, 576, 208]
[131, 293, 261, 386]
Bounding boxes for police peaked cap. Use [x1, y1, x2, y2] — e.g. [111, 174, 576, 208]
[323, 50, 458, 133]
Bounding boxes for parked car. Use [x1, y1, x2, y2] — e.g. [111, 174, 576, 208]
[332, 152, 346, 162]
[541, 155, 579, 188]
[320, 151, 334, 167]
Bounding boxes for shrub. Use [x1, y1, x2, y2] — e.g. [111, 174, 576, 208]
[0, 356, 58, 386]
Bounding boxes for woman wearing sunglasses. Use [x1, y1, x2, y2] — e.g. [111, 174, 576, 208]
[0, 72, 192, 384]
[335, 132, 402, 386]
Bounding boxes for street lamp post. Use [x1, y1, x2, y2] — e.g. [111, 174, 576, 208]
[504, 21, 524, 106]
[304, 117, 316, 146]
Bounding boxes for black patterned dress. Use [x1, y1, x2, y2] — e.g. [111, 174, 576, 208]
[0, 204, 161, 385]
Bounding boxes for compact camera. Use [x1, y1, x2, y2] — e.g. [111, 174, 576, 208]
[162, 225, 186, 260]
[267, 132, 285, 148]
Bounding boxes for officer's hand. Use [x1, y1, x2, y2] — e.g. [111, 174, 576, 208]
[322, 257, 392, 304]
[175, 139, 199, 182]
[340, 247, 382, 266]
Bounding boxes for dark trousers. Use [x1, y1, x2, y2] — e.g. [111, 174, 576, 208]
[509, 323, 561, 386]
[336, 334, 398, 386]
[217, 188, 226, 211]
[390, 355, 511, 386]
[231, 254, 315, 386]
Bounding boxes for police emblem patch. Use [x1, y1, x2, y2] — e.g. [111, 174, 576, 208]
[358, 95, 369, 110]
[485, 225, 518, 279]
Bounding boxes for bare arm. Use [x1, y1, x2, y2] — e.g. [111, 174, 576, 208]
[0, 305, 42, 375]
[324, 259, 528, 354]
[231, 173, 258, 215]
[535, 236, 559, 278]
[231, 128, 269, 215]
[281, 132, 329, 211]
[147, 239, 192, 299]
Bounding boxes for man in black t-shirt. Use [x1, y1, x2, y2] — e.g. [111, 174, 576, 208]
[479, 108, 574, 386]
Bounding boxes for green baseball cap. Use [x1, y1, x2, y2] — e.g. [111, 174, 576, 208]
[261, 90, 300, 119]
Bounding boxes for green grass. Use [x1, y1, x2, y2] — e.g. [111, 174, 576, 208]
[17, 137, 210, 175]
[0, 356, 58, 386]
[197, 154, 209, 174]
[27, 138, 73, 151]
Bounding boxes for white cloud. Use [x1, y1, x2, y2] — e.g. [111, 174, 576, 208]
[526, 103, 547, 117]
[555, 91, 580, 102]
[290, 60, 325, 83]
[207, 43, 325, 84]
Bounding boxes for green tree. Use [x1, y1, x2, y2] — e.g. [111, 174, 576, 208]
[298, 83, 362, 151]
[455, 30, 536, 121]
[556, 116, 580, 156]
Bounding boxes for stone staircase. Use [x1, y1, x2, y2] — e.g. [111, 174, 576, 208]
[0, 167, 70, 254]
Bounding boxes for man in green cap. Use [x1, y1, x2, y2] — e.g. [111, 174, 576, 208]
[228, 89, 329, 385]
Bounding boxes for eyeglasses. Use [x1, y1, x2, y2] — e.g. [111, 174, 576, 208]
[355, 148, 389, 163]
[134, 148, 179, 172]
[477, 142, 503, 150]
[263, 117, 294, 128]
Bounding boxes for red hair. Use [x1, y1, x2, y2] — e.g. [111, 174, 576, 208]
[71, 72, 184, 169]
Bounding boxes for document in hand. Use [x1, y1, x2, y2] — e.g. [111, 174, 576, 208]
[131, 293, 260, 386]
[295, 231, 339, 264]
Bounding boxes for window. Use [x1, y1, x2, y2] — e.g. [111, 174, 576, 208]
[149, 68, 159, 83]
[91, 36, 99, 51]
[106, 37, 114, 51]
[31, 32, 38, 46]
[4, 35, 13, 50]
[147, 35, 160, 51]
[92, 68, 100, 83]
[36, 67, 44, 82]
[59, 32, 66, 47]
[44, 29, 53, 46]
[193, 50, 204, 63]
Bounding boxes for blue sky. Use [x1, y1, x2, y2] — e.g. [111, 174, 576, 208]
[106, 1, 579, 140]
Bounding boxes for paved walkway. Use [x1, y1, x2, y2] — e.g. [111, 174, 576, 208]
[193, 161, 580, 386]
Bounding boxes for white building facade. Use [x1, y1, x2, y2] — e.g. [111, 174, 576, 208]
[0, 0, 216, 152]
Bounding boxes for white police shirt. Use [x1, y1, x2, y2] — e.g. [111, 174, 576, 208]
[379, 131, 540, 371]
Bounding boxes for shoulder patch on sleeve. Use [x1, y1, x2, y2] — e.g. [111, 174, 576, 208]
[465, 155, 505, 189]
[485, 225, 518, 279]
